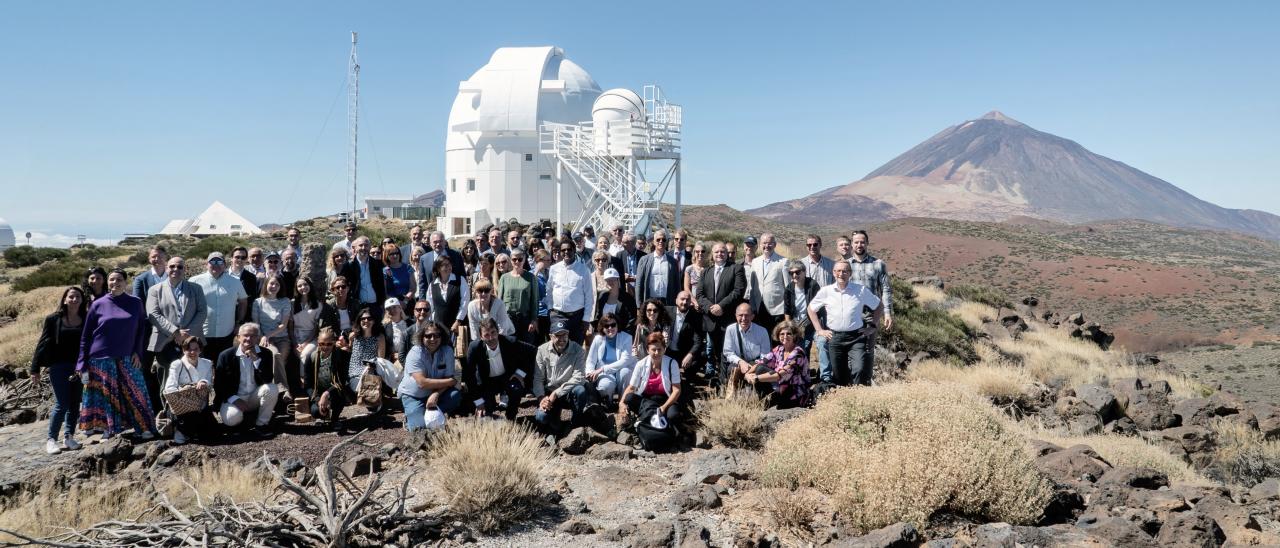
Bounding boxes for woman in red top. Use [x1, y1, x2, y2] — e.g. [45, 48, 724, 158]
[617, 332, 682, 428]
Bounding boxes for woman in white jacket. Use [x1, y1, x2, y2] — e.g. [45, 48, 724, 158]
[163, 337, 216, 445]
[584, 312, 636, 402]
[466, 279, 515, 338]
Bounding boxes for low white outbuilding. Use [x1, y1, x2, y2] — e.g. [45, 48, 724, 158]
[159, 201, 263, 237]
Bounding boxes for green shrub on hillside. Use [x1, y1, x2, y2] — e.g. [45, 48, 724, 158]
[3, 246, 69, 268]
[945, 283, 1012, 310]
[701, 230, 743, 247]
[883, 277, 977, 363]
[72, 245, 141, 265]
[12, 260, 96, 293]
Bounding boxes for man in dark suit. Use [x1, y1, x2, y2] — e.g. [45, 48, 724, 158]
[609, 232, 642, 288]
[341, 236, 387, 322]
[635, 229, 681, 307]
[213, 323, 278, 437]
[665, 290, 705, 375]
[301, 327, 353, 428]
[696, 242, 747, 385]
[464, 318, 536, 420]
[670, 229, 692, 273]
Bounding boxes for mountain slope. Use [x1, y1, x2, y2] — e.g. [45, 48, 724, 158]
[751, 111, 1280, 239]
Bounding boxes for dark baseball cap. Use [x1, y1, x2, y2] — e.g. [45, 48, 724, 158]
[744, 236, 758, 246]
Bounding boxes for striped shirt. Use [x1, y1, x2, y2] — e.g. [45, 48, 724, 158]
[847, 255, 892, 318]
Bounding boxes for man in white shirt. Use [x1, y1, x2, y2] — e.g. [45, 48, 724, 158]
[748, 233, 787, 333]
[607, 225, 626, 256]
[465, 318, 535, 420]
[335, 222, 358, 254]
[191, 252, 249, 361]
[546, 239, 594, 344]
[723, 303, 772, 379]
[213, 323, 278, 438]
[808, 260, 883, 386]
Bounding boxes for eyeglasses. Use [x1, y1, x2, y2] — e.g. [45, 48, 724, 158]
[601, 323, 617, 329]
[233, 255, 247, 261]
[423, 333, 442, 340]
[209, 258, 225, 265]
[653, 238, 666, 242]
[333, 284, 348, 290]
[360, 316, 373, 322]
[806, 243, 820, 248]
[560, 248, 572, 253]
[790, 270, 803, 275]
[594, 258, 606, 262]
[476, 288, 491, 294]
[268, 259, 280, 264]
[414, 307, 430, 312]
[168, 265, 184, 270]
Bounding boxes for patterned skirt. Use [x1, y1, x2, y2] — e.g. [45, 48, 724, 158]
[79, 356, 156, 436]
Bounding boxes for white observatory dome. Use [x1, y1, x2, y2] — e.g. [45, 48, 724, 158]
[0, 217, 15, 250]
[592, 89, 645, 123]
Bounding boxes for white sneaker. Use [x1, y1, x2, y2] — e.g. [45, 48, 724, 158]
[44, 439, 61, 455]
[138, 430, 155, 440]
[173, 431, 188, 445]
[62, 437, 81, 450]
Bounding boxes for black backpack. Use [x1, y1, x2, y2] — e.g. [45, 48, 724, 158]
[633, 397, 678, 452]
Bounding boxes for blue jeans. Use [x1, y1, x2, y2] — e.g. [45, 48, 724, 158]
[814, 332, 832, 383]
[400, 388, 462, 431]
[533, 383, 599, 432]
[47, 361, 81, 440]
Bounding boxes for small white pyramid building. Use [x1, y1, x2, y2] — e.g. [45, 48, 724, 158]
[159, 201, 263, 236]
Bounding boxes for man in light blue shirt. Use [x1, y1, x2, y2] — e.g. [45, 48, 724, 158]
[190, 252, 248, 361]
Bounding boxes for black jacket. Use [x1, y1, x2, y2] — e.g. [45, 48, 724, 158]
[635, 251, 681, 307]
[784, 278, 821, 330]
[594, 289, 638, 333]
[213, 345, 275, 407]
[696, 262, 747, 332]
[31, 314, 83, 374]
[463, 335, 536, 392]
[301, 347, 353, 400]
[664, 306, 705, 364]
[340, 256, 387, 308]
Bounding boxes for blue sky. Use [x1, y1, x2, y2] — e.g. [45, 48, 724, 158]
[2, 1, 1277, 244]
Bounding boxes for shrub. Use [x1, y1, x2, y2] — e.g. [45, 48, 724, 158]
[11, 259, 95, 293]
[697, 395, 767, 449]
[2, 246, 69, 268]
[945, 283, 1012, 310]
[182, 235, 250, 262]
[758, 382, 1052, 532]
[71, 245, 136, 263]
[1208, 419, 1280, 487]
[0, 287, 64, 367]
[701, 230, 743, 248]
[884, 278, 976, 363]
[907, 358, 1033, 404]
[430, 418, 552, 533]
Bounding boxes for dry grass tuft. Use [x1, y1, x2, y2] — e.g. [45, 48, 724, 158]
[726, 487, 827, 544]
[0, 462, 272, 540]
[1208, 419, 1280, 488]
[0, 286, 63, 368]
[430, 418, 553, 533]
[697, 395, 767, 449]
[1018, 421, 1207, 483]
[908, 357, 1033, 404]
[994, 327, 1209, 396]
[758, 382, 1053, 532]
[911, 284, 946, 306]
[951, 301, 998, 330]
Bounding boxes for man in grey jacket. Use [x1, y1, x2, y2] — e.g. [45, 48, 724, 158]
[532, 320, 602, 434]
[146, 256, 207, 407]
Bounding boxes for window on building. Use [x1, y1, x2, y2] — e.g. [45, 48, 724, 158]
[539, 174, 552, 180]
[524, 153, 533, 161]
[451, 179, 456, 192]
[467, 178, 476, 192]
[209, 225, 217, 230]
[230, 225, 242, 230]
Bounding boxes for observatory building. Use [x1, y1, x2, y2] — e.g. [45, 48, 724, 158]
[439, 46, 682, 237]
[0, 218, 15, 250]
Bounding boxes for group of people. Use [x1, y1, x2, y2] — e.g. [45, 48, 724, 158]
[29, 221, 891, 453]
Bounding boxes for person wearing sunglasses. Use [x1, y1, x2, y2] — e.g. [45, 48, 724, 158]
[783, 260, 820, 358]
[145, 256, 206, 408]
[191, 252, 249, 361]
[636, 229, 680, 309]
[382, 243, 415, 308]
[466, 279, 515, 340]
[584, 312, 636, 403]
[497, 249, 539, 345]
[399, 321, 462, 430]
[546, 239, 593, 345]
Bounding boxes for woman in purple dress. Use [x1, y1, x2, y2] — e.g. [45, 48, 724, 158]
[78, 268, 157, 439]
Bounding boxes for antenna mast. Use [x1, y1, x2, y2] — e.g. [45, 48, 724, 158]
[347, 31, 360, 222]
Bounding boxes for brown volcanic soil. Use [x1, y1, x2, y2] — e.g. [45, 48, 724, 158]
[670, 205, 1280, 353]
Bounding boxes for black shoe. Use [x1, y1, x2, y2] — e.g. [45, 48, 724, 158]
[247, 426, 275, 440]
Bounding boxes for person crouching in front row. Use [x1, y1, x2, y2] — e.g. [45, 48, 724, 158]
[301, 327, 353, 429]
[398, 321, 463, 431]
[532, 320, 603, 434]
[163, 336, 217, 445]
[213, 323, 278, 439]
[464, 317, 535, 420]
[617, 332, 682, 429]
